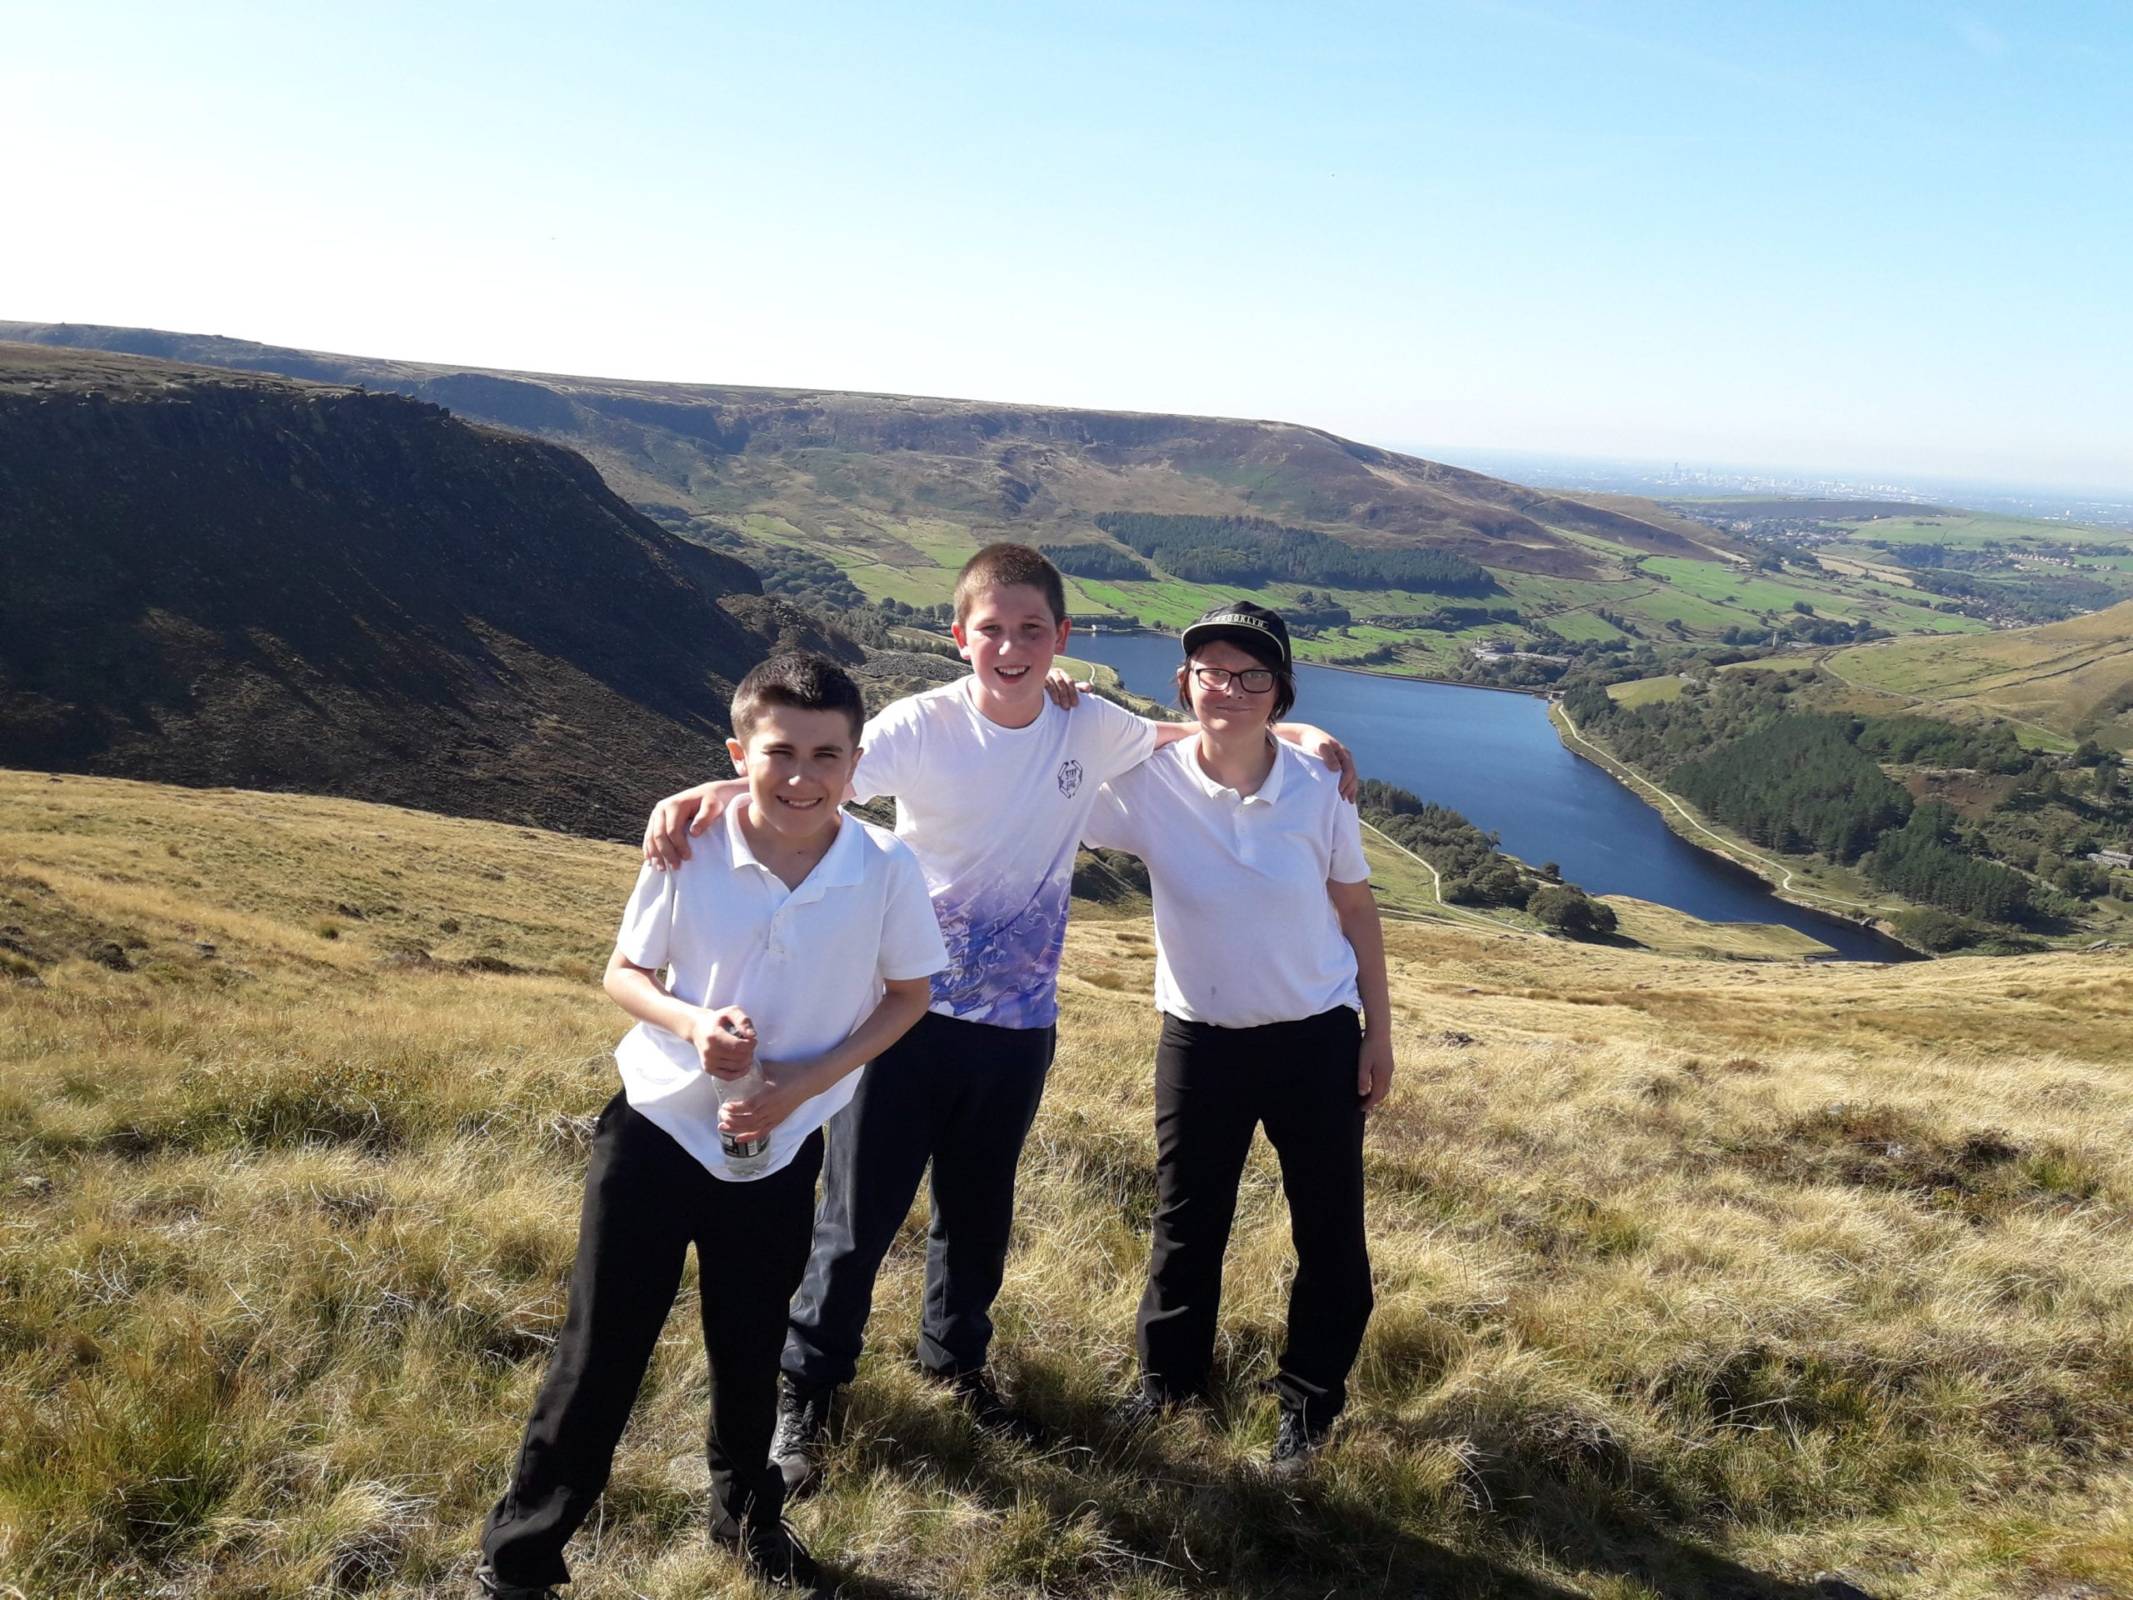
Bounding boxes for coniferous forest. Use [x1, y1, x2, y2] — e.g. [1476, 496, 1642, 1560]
[1093, 512, 1498, 594]
[1037, 542, 1154, 581]
[1667, 715, 1911, 863]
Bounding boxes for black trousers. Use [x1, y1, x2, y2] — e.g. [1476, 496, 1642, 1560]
[1137, 1007, 1373, 1428]
[783, 1009, 1054, 1387]
[481, 1094, 824, 1589]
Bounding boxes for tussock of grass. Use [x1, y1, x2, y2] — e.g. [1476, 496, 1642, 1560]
[3, 770, 2132, 1596]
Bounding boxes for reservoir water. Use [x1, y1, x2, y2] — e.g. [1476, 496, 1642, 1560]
[1070, 631, 1909, 962]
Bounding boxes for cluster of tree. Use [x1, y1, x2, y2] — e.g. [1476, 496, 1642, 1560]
[1791, 614, 1878, 645]
[742, 543, 869, 611]
[1559, 675, 1803, 774]
[1282, 589, 1354, 630]
[1892, 543, 1998, 572]
[1899, 567, 2123, 625]
[1865, 804, 2035, 923]
[1036, 542, 1152, 581]
[1093, 512, 1498, 595]
[1359, 780, 1616, 934]
[1668, 714, 1913, 862]
[1852, 714, 2029, 773]
[2074, 739, 2126, 768]
[1461, 651, 1573, 689]
[1889, 906, 1989, 952]
[1526, 882, 1619, 936]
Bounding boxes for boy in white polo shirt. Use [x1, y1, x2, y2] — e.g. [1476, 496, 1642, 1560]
[1078, 602, 1392, 1475]
[478, 655, 946, 1599]
[641, 545, 1354, 1494]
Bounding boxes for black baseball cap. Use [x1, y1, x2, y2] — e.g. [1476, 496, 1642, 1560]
[1181, 600, 1291, 666]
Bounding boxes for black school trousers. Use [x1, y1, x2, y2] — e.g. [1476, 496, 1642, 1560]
[783, 1008, 1054, 1388]
[480, 1093, 824, 1590]
[1137, 1006, 1373, 1429]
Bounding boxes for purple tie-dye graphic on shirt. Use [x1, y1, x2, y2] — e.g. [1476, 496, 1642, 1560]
[928, 875, 1073, 1029]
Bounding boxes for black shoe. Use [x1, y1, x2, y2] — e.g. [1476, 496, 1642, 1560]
[1104, 1383, 1176, 1436]
[770, 1374, 836, 1497]
[713, 1509, 824, 1594]
[942, 1367, 1044, 1444]
[473, 1563, 558, 1600]
[1268, 1404, 1332, 1479]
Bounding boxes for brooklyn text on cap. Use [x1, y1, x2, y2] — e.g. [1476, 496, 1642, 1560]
[1182, 601, 1292, 665]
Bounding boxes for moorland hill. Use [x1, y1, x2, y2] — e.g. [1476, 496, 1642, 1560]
[0, 319, 1718, 576]
[4, 321, 2042, 670]
[2, 769, 2128, 1597]
[0, 343, 800, 838]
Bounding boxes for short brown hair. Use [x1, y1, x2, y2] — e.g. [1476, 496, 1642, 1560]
[731, 652, 865, 744]
[954, 542, 1067, 625]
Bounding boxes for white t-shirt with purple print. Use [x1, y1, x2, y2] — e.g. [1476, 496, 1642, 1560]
[853, 678, 1158, 1030]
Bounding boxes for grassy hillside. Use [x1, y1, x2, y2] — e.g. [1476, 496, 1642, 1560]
[1825, 600, 2133, 752]
[0, 325, 2014, 671]
[5, 770, 2130, 1598]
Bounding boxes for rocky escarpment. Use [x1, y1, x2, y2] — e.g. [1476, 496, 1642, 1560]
[0, 344, 782, 839]
[1, 321, 1732, 575]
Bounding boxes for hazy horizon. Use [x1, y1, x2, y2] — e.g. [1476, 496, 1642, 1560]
[6, 2, 2128, 492]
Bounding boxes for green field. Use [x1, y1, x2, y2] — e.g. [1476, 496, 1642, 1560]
[763, 489, 2093, 672]
[1606, 674, 1687, 707]
[1538, 609, 1631, 643]
[1839, 512, 2131, 550]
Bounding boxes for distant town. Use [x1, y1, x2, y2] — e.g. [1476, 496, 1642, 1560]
[1441, 448, 2133, 531]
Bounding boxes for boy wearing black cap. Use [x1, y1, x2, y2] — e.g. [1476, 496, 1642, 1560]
[1079, 599, 1393, 1473]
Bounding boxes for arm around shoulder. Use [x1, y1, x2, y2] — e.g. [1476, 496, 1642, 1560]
[642, 777, 747, 868]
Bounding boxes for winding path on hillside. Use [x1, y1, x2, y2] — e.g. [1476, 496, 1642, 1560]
[1359, 818, 1515, 929]
[1551, 704, 1883, 915]
[1818, 651, 2078, 750]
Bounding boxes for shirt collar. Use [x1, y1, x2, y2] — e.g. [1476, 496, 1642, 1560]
[1181, 736, 1287, 806]
[722, 802, 866, 900]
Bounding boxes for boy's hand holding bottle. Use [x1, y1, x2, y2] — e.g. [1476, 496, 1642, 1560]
[688, 1005, 759, 1078]
[715, 1058, 824, 1147]
[687, 1005, 780, 1171]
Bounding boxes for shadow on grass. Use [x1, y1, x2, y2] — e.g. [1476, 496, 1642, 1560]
[820, 1379, 1834, 1600]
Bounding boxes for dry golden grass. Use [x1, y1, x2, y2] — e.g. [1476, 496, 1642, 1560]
[1827, 599, 2133, 749]
[3, 770, 2131, 1598]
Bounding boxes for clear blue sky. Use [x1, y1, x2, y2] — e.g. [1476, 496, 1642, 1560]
[5, 2, 2128, 488]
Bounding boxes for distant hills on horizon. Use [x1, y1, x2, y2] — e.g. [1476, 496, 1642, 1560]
[0, 318, 1743, 589]
[19, 319, 2106, 675]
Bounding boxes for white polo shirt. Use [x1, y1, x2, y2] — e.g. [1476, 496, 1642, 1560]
[612, 805, 948, 1180]
[1082, 738, 1369, 1029]
[854, 678, 1158, 1030]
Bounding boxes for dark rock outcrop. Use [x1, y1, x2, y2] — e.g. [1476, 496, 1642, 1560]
[0, 344, 782, 840]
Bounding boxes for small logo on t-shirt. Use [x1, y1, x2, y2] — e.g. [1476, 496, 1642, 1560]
[1057, 759, 1084, 798]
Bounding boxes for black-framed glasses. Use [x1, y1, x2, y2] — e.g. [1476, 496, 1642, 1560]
[1191, 665, 1277, 693]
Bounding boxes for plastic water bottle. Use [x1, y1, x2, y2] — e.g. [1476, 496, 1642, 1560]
[713, 1037, 772, 1177]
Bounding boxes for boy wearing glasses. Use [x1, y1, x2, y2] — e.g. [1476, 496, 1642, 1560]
[1078, 601, 1392, 1474]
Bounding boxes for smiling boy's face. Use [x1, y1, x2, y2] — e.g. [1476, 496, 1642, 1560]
[724, 704, 859, 845]
[952, 582, 1070, 724]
